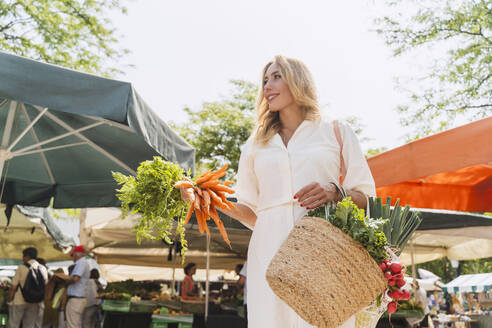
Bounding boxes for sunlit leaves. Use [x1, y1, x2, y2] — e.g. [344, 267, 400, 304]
[375, 0, 492, 139]
[0, 0, 129, 76]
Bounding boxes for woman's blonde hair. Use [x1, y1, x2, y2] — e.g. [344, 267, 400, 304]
[254, 55, 321, 145]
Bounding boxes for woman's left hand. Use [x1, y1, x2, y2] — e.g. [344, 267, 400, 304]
[294, 182, 338, 210]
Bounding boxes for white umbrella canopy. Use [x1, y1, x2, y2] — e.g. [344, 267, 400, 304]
[84, 207, 249, 270]
[443, 273, 492, 294]
[400, 209, 492, 265]
[400, 226, 492, 265]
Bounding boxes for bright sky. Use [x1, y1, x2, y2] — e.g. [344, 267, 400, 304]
[110, 0, 419, 151]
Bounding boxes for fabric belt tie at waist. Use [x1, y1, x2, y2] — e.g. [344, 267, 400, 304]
[256, 200, 302, 213]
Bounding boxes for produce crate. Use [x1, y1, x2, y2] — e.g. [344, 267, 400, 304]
[130, 300, 159, 313]
[180, 300, 205, 314]
[151, 314, 193, 328]
[102, 299, 131, 312]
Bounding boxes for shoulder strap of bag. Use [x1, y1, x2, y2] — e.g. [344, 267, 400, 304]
[333, 120, 346, 185]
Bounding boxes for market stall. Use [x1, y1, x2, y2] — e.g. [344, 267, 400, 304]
[425, 273, 492, 328]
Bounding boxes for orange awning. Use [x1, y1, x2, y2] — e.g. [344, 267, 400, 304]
[368, 117, 492, 212]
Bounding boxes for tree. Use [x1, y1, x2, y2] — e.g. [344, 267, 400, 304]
[171, 80, 257, 180]
[375, 0, 492, 139]
[0, 0, 129, 76]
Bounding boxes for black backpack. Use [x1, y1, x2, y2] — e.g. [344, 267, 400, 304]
[18, 263, 46, 303]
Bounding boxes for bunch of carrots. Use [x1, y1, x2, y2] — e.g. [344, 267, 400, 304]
[173, 164, 235, 247]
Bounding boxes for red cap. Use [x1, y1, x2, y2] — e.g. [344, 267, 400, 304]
[70, 245, 85, 255]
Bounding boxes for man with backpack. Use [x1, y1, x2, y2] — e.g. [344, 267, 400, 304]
[7, 247, 48, 328]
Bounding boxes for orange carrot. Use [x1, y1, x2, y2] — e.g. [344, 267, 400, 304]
[207, 164, 228, 180]
[202, 189, 211, 208]
[194, 187, 203, 197]
[173, 181, 194, 189]
[210, 185, 235, 194]
[223, 199, 236, 209]
[195, 208, 205, 234]
[193, 191, 201, 210]
[209, 205, 231, 247]
[200, 196, 210, 220]
[196, 171, 213, 184]
[184, 203, 194, 224]
[207, 190, 229, 210]
[216, 191, 228, 202]
[199, 180, 220, 189]
[223, 181, 234, 186]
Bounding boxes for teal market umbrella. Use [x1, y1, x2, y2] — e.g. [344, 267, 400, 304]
[0, 51, 194, 208]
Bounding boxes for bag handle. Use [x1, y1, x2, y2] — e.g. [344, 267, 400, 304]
[324, 120, 347, 220]
[333, 120, 346, 185]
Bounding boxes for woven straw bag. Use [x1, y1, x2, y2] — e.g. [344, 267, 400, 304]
[265, 213, 387, 327]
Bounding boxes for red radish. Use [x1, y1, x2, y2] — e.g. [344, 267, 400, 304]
[401, 290, 411, 300]
[392, 290, 403, 300]
[384, 272, 392, 280]
[383, 259, 389, 264]
[394, 273, 404, 279]
[387, 290, 395, 299]
[390, 263, 402, 274]
[379, 263, 387, 271]
[396, 279, 406, 288]
[388, 280, 396, 287]
[387, 301, 397, 314]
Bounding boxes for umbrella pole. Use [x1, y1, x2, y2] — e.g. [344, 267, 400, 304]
[410, 238, 417, 298]
[171, 248, 177, 297]
[0, 101, 18, 184]
[205, 233, 210, 322]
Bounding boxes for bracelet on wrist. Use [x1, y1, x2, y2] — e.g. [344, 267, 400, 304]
[329, 182, 346, 201]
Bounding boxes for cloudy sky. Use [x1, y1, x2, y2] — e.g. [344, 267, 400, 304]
[110, 0, 421, 151]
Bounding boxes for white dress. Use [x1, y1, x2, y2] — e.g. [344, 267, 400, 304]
[235, 118, 376, 328]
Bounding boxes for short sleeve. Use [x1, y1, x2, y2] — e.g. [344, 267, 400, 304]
[239, 262, 247, 277]
[234, 138, 259, 228]
[12, 265, 22, 286]
[340, 123, 376, 197]
[71, 259, 87, 278]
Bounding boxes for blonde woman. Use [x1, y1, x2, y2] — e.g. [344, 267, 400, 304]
[181, 55, 375, 327]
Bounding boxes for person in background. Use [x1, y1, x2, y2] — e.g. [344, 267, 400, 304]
[238, 262, 247, 325]
[34, 258, 48, 328]
[65, 246, 90, 328]
[42, 268, 67, 328]
[180, 263, 198, 300]
[60, 264, 75, 327]
[413, 280, 430, 328]
[82, 269, 102, 328]
[8, 247, 48, 328]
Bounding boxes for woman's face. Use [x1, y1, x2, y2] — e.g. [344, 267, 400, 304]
[263, 63, 295, 112]
[190, 266, 197, 275]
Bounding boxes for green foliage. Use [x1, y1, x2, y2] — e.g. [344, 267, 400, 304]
[0, 0, 130, 76]
[369, 197, 422, 255]
[309, 198, 389, 263]
[375, 0, 492, 139]
[365, 147, 388, 158]
[113, 157, 188, 256]
[171, 80, 257, 180]
[460, 257, 492, 275]
[416, 257, 492, 283]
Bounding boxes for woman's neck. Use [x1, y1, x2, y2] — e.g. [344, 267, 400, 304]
[278, 104, 304, 134]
